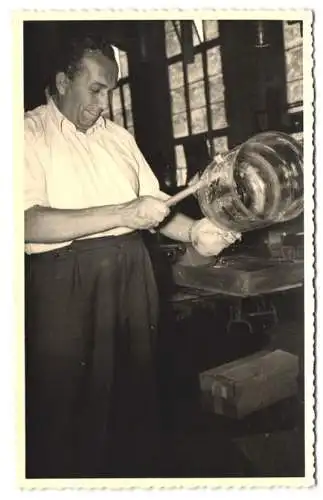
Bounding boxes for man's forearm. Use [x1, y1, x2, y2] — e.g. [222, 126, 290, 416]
[159, 212, 195, 242]
[25, 204, 129, 244]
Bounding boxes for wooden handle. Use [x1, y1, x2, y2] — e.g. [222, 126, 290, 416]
[165, 167, 222, 208]
[150, 171, 220, 233]
[149, 179, 206, 234]
[165, 178, 206, 207]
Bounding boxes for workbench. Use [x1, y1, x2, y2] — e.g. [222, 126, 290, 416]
[169, 249, 304, 334]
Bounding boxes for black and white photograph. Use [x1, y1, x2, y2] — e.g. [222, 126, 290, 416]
[15, 10, 314, 487]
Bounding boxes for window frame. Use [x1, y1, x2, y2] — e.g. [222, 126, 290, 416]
[165, 21, 230, 185]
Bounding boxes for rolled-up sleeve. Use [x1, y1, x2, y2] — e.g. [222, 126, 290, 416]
[24, 128, 48, 211]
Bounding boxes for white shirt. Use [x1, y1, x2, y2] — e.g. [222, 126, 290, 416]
[24, 99, 167, 254]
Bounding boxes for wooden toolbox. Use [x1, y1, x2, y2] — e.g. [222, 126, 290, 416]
[199, 350, 299, 419]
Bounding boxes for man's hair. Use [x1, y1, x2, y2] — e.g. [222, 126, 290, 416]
[47, 31, 116, 96]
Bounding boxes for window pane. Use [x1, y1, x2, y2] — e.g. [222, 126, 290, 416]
[119, 51, 129, 78]
[165, 21, 174, 34]
[168, 62, 184, 89]
[189, 79, 206, 109]
[122, 83, 132, 108]
[283, 21, 302, 49]
[191, 107, 208, 134]
[175, 144, 187, 168]
[176, 168, 187, 187]
[287, 80, 303, 104]
[187, 53, 204, 83]
[125, 108, 133, 127]
[171, 87, 186, 114]
[206, 46, 223, 76]
[165, 21, 181, 33]
[212, 136, 228, 153]
[172, 111, 189, 138]
[112, 87, 122, 112]
[192, 22, 202, 46]
[210, 102, 227, 129]
[113, 111, 125, 127]
[165, 28, 181, 58]
[285, 46, 303, 81]
[208, 74, 225, 103]
[203, 20, 219, 40]
[283, 21, 303, 113]
[175, 143, 188, 187]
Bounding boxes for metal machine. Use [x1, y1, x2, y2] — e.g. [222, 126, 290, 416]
[161, 131, 304, 334]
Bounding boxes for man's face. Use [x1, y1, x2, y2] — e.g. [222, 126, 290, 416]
[60, 51, 118, 131]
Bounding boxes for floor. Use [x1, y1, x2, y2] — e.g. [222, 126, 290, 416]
[143, 286, 306, 479]
[75, 286, 305, 480]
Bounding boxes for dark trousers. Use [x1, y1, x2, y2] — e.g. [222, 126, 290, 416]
[25, 233, 160, 478]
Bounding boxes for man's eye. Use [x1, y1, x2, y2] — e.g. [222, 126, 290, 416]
[90, 88, 100, 94]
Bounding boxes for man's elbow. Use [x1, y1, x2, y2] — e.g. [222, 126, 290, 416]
[24, 205, 44, 243]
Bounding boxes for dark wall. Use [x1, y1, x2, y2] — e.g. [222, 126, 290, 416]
[24, 22, 57, 109]
[126, 21, 174, 182]
[23, 20, 133, 111]
[219, 20, 288, 148]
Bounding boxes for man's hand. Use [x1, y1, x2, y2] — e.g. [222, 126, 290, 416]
[122, 196, 170, 230]
[190, 217, 241, 257]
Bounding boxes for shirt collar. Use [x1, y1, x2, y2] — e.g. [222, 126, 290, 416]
[47, 97, 106, 135]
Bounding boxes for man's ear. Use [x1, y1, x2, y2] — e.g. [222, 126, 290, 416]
[55, 72, 70, 96]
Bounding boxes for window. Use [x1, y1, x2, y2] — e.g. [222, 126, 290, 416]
[283, 21, 303, 142]
[103, 48, 135, 137]
[165, 20, 229, 186]
[175, 144, 187, 186]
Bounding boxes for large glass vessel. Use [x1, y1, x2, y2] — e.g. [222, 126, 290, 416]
[197, 131, 303, 233]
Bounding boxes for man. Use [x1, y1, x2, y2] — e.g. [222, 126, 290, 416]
[24, 32, 240, 478]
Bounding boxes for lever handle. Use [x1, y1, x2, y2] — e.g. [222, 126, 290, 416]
[164, 178, 206, 207]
